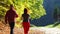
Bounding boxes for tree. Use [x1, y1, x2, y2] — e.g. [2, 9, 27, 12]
[53, 6, 60, 27]
[0, 0, 46, 27]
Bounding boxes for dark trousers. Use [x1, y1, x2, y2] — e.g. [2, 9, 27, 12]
[9, 22, 15, 34]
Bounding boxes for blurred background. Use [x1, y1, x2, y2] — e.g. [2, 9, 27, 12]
[0, 0, 60, 34]
[0, 0, 60, 28]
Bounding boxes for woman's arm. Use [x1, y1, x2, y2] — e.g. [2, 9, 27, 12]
[28, 15, 31, 22]
[21, 17, 23, 20]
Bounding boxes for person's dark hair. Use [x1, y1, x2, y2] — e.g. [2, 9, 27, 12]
[24, 8, 28, 14]
[10, 4, 13, 7]
[10, 4, 13, 9]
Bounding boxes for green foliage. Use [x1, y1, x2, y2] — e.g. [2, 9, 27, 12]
[54, 6, 60, 22]
[0, 0, 46, 21]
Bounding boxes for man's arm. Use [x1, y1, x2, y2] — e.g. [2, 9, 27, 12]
[14, 10, 18, 17]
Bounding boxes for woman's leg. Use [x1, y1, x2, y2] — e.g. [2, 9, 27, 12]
[23, 22, 30, 34]
[26, 23, 30, 34]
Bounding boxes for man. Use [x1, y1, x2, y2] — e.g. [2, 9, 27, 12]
[5, 4, 18, 34]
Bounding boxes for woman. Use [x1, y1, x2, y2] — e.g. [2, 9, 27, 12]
[21, 8, 30, 34]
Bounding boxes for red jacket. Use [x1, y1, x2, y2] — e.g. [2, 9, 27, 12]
[5, 9, 18, 23]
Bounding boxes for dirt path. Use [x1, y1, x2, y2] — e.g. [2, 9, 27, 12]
[1, 26, 60, 34]
[0, 27, 44, 34]
[0, 22, 60, 34]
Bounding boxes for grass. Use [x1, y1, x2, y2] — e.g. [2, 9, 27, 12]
[43, 22, 60, 28]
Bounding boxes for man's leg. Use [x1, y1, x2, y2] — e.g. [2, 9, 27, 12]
[9, 22, 15, 34]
